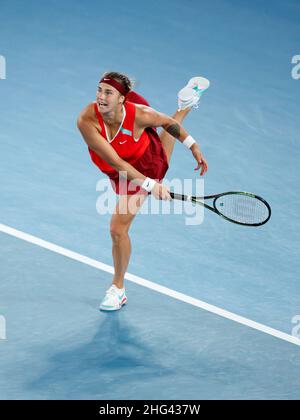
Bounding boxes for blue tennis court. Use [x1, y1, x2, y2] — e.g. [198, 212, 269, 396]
[1, 0, 300, 400]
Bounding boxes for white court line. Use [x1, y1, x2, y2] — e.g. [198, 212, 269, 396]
[1, 222, 300, 347]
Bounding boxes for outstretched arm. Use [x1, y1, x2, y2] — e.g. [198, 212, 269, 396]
[135, 105, 208, 176]
[136, 105, 189, 141]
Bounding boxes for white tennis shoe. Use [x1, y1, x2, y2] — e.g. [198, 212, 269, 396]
[178, 76, 210, 110]
[99, 285, 127, 311]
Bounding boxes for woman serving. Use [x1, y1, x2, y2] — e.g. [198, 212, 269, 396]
[77, 71, 209, 311]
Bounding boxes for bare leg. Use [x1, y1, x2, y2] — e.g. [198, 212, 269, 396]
[159, 107, 191, 164]
[110, 193, 147, 289]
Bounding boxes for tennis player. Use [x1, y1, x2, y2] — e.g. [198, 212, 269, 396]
[77, 72, 209, 311]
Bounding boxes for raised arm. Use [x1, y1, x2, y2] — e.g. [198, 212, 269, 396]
[135, 105, 208, 176]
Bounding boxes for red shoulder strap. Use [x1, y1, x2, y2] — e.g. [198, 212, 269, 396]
[122, 101, 136, 132]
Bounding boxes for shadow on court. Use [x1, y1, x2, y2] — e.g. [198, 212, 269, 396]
[27, 312, 172, 400]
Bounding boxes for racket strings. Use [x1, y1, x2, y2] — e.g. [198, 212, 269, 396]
[214, 194, 269, 225]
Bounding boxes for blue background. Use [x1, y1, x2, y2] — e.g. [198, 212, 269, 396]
[0, 0, 300, 399]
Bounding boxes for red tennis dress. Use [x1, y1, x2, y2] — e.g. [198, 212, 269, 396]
[88, 91, 169, 195]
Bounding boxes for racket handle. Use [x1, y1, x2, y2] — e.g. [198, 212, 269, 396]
[170, 192, 191, 201]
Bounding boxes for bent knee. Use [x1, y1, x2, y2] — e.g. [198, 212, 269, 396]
[110, 224, 129, 243]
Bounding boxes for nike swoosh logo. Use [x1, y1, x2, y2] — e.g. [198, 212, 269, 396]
[119, 140, 127, 144]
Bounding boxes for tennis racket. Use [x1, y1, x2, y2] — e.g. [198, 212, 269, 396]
[170, 191, 271, 226]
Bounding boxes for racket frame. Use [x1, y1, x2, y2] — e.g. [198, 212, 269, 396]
[170, 191, 271, 227]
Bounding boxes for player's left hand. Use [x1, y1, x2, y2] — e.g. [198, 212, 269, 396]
[191, 145, 208, 176]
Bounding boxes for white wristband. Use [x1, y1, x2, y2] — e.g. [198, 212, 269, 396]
[142, 177, 156, 192]
[183, 135, 196, 149]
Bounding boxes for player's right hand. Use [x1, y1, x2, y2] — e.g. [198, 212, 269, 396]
[152, 183, 172, 200]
